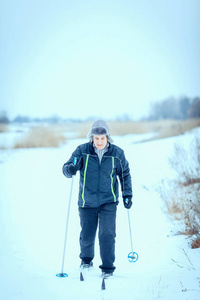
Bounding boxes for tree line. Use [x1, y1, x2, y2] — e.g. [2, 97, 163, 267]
[1, 96, 200, 123]
[148, 96, 200, 120]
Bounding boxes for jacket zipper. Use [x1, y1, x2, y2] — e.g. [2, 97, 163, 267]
[97, 158, 101, 206]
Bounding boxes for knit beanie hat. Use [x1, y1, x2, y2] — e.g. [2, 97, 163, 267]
[87, 120, 114, 143]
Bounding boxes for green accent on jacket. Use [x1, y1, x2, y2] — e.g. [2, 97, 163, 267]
[82, 154, 89, 207]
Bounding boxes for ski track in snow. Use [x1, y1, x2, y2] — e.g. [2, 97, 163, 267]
[0, 131, 200, 300]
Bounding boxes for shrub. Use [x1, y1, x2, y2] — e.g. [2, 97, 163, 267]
[191, 236, 200, 249]
[157, 130, 200, 248]
[168, 132, 200, 183]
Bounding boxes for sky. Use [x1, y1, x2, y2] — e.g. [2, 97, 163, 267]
[0, 0, 200, 121]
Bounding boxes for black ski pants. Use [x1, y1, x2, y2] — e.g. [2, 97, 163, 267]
[79, 202, 117, 273]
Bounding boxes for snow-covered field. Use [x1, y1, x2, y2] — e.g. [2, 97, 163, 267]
[0, 129, 200, 300]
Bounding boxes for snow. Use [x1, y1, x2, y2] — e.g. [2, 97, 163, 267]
[0, 130, 200, 300]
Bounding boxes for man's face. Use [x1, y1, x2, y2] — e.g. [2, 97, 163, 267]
[93, 135, 108, 150]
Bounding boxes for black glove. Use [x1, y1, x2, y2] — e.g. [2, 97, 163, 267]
[123, 196, 132, 209]
[68, 164, 78, 175]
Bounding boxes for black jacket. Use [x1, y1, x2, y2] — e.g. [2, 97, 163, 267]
[63, 142, 132, 208]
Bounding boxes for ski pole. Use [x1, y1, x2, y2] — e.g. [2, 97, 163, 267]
[127, 210, 134, 253]
[127, 209, 139, 263]
[56, 157, 77, 277]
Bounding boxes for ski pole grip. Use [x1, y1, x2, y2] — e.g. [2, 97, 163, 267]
[73, 157, 77, 165]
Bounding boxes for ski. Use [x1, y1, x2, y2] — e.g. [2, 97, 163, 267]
[80, 271, 84, 281]
[101, 277, 106, 290]
[79, 262, 93, 282]
[80, 270, 109, 290]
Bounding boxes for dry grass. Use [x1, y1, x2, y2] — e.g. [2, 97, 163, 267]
[75, 120, 156, 138]
[164, 196, 183, 219]
[0, 123, 9, 132]
[72, 119, 200, 140]
[152, 119, 200, 140]
[14, 125, 66, 148]
[109, 119, 200, 138]
[3, 118, 200, 149]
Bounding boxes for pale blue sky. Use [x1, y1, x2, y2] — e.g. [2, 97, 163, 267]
[1, 0, 200, 120]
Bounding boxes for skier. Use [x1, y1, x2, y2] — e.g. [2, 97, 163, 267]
[62, 120, 133, 278]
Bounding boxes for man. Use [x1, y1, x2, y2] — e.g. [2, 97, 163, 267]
[62, 120, 132, 277]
